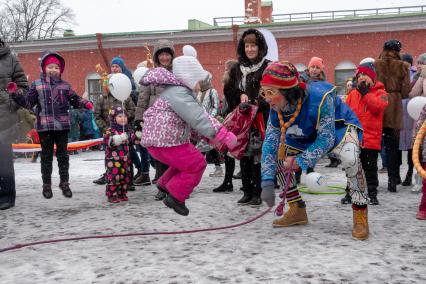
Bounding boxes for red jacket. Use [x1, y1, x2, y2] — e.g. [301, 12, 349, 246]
[345, 81, 388, 150]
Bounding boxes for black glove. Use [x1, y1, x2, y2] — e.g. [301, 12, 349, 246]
[357, 81, 369, 96]
[134, 120, 143, 131]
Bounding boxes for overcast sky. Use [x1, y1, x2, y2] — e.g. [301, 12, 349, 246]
[61, 0, 426, 35]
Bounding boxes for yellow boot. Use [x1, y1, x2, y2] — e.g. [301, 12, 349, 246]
[352, 207, 369, 240]
[272, 201, 308, 227]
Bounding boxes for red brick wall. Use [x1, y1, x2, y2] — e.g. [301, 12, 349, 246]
[16, 29, 426, 98]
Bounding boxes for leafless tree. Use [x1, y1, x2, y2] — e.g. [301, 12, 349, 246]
[0, 0, 75, 42]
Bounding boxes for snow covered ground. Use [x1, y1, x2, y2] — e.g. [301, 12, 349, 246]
[1, 150, 426, 283]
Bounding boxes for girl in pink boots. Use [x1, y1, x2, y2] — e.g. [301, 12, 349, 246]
[140, 55, 237, 216]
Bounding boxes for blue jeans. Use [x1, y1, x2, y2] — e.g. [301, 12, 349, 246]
[137, 144, 150, 174]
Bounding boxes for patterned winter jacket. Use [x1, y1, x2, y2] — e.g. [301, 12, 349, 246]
[140, 68, 222, 147]
[13, 51, 89, 132]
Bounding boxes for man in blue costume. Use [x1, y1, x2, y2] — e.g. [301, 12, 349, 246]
[260, 62, 369, 240]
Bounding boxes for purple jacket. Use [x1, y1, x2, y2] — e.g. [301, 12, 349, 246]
[14, 51, 88, 132]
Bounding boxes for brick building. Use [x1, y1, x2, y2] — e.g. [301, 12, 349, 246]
[9, 2, 426, 105]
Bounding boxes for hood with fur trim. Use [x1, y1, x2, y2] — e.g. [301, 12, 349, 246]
[153, 40, 175, 69]
[237, 29, 268, 67]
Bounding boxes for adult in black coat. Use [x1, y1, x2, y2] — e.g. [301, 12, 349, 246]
[0, 38, 29, 210]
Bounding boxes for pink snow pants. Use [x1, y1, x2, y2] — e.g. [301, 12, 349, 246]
[147, 143, 207, 202]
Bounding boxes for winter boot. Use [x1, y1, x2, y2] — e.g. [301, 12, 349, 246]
[402, 170, 413, 186]
[213, 182, 233, 193]
[108, 196, 120, 203]
[134, 173, 151, 186]
[325, 157, 341, 168]
[352, 206, 369, 240]
[59, 182, 73, 198]
[341, 186, 351, 204]
[248, 187, 262, 207]
[42, 184, 53, 199]
[237, 190, 252, 205]
[209, 166, 224, 177]
[341, 193, 352, 204]
[154, 185, 167, 201]
[93, 174, 107, 185]
[272, 201, 308, 227]
[248, 196, 262, 207]
[163, 194, 189, 216]
[387, 180, 397, 193]
[368, 195, 379, 205]
[127, 185, 136, 191]
[416, 211, 426, 220]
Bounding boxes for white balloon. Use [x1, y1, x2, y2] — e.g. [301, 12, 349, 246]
[133, 67, 149, 86]
[108, 73, 132, 102]
[257, 28, 279, 62]
[407, 96, 426, 120]
[183, 45, 197, 58]
[305, 172, 328, 191]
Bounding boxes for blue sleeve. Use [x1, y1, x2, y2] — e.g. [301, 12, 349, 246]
[261, 115, 281, 182]
[295, 94, 335, 172]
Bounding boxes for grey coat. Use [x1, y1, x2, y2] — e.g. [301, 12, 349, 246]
[0, 45, 29, 144]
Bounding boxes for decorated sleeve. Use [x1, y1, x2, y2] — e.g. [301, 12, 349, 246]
[296, 94, 335, 172]
[261, 116, 281, 182]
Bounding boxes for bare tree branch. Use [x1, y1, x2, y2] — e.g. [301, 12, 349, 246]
[0, 0, 75, 42]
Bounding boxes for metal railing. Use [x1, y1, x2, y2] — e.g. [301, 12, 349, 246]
[213, 5, 426, 26]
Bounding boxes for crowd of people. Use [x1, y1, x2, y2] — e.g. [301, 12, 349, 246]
[1, 29, 426, 241]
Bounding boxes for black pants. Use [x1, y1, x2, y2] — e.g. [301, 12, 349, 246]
[0, 143, 16, 205]
[383, 127, 400, 184]
[360, 148, 379, 197]
[223, 155, 235, 184]
[38, 130, 69, 185]
[208, 149, 221, 166]
[240, 156, 261, 197]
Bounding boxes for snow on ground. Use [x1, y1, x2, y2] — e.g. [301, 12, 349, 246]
[1, 150, 426, 283]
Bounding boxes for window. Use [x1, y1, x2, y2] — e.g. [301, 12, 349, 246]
[86, 73, 102, 107]
[335, 61, 356, 97]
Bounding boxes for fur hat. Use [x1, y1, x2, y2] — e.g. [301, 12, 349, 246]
[383, 39, 402, 52]
[172, 56, 209, 90]
[260, 61, 301, 89]
[355, 62, 376, 81]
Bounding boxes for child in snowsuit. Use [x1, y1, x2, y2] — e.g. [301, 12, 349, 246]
[140, 55, 237, 216]
[104, 106, 134, 203]
[9, 50, 93, 199]
[345, 62, 388, 205]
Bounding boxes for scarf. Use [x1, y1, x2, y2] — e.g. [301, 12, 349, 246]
[239, 57, 266, 92]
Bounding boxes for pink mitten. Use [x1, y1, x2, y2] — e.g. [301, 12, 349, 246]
[7, 82, 18, 94]
[85, 101, 94, 110]
[211, 127, 237, 150]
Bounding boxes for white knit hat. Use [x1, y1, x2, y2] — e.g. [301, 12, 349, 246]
[359, 57, 375, 65]
[172, 55, 209, 90]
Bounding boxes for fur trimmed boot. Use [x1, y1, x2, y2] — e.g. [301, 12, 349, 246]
[352, 206, 369, 240]
[272, 201, 308, 227]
